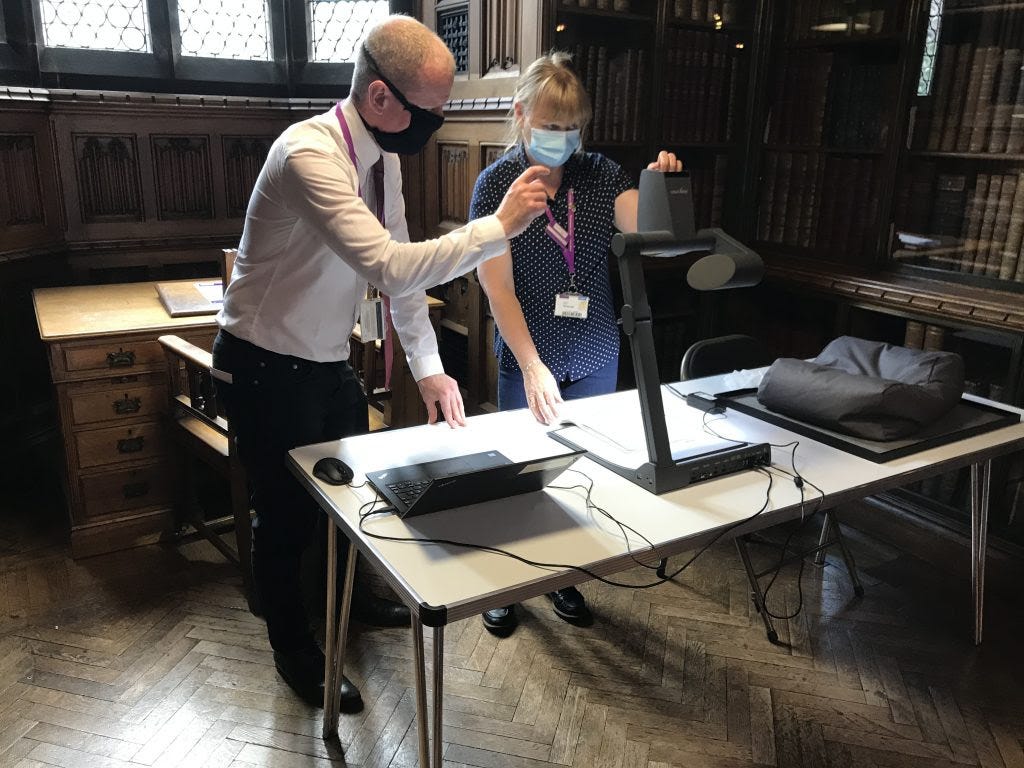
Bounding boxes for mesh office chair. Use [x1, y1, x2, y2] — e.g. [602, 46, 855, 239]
[669, 334, 864, 643]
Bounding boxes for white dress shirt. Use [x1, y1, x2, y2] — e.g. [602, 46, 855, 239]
[218, 99, 507, 379]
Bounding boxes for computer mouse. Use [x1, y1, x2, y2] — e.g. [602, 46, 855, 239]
[312, 457, 354, 486]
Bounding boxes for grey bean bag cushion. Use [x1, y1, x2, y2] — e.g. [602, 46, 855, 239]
[756, 336, 965, 441]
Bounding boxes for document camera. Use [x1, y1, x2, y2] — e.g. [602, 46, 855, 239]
[553, 170, 768, 494]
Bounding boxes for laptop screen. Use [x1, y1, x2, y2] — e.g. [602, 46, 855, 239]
[365, 449, 585, 518]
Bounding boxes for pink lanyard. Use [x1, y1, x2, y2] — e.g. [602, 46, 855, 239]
[545, 188, 576, 285]
[335, 103, 394, 389]
[335, 103, 385, 227]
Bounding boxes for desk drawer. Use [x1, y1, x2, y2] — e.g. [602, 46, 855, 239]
[69, 378, 168, 427]
[75, 422, 166, 469]
[60, 339, 166, 376]
[79, 465, 172, 520]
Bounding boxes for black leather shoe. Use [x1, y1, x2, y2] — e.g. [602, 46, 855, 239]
[350, 594, 411, 627]
[547, 587, 593, 625]
[481, 605, 517, 636]
[273, 645, 363, 712]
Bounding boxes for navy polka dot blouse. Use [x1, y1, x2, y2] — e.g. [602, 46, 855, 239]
[469, 145, 633, 382]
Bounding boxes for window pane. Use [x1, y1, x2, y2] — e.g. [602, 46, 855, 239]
[917, 0, 944, 97]
[177, 0, 271, 60]
[309, 0, 388, 63]
[39, 0, 150, 52]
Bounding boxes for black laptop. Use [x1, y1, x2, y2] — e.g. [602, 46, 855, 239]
[365, 448, 585, 518]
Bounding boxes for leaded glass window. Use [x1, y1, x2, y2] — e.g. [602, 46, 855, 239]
[177, 0, 272, 60]
[39, 0, 150, 52]
[917, 0, 944, 97]
[309, 0, 388, 63]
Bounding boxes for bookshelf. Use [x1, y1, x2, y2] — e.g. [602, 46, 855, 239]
[893, 0, 1024, 291]
[749, 1, 909, 266]
[661, 8, 754, 230]
[547, 0, 755, 385]
[552, 0, 658, 180]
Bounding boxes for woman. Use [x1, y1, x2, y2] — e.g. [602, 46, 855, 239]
[469, 51, 681, 635]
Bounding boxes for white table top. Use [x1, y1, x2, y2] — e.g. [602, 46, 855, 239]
[288, 376, 1024, 623]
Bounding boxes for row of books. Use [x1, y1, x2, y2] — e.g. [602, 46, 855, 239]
[690, 154, 728, 229]
[920, 40, 1024, 156]
[895, 167, 1024, 282]
[661, 29, 744, 144]
[766, 54, 888, 149]
[757, 151, 879, 261]
[766, 51, 832, 146]
[903, 321, 950, 352]
[565, 0, 633, 12]
[572, 45, 647, 143]
[904, 322, 1009, 401]
[825, 62, 888, 149]
[782, 0, 889, 42]
[670, 0, 739, 24]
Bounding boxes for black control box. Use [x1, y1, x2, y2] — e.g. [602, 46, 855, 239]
[681, 441, 772, 485]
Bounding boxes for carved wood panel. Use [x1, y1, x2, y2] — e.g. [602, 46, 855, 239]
[0, 134, 44, 227]
[482, 142, 505, 169]
[73, 134, 144, 223]
[439, 142, 469, 225]
[223, 136, 273, 218]
[483, 0, 519, 76]
[151, 136, 213, 220]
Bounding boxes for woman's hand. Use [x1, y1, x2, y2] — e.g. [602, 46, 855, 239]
[522, 359, 562, 425]
[647, 150, 683, 173]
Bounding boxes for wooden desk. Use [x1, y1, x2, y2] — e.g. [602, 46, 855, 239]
[288, 380, 1024, 765]
[34, 281, 219, 558]
[34, 282, 446, 558]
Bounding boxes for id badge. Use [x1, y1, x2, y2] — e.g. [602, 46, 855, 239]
[554, 292, 589, 319]
[359, 297, 384, 341]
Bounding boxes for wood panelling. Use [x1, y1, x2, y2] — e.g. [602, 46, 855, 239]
[483, 0, 521, 75]
[151, 135, 214, 220]
[0, 101, 63, 255]
[73, 134, 144, 222]
[0, 134, 44, 226]
[438, 141, 469, 225]
[222, 135, 273, 218]
[3, 89, 329, 254]
[482, 141, 505, 169]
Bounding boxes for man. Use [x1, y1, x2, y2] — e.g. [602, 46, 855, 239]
[212, 14, 548, 712]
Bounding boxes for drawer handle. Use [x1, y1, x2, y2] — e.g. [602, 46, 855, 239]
[107, 349, 136, 368]
[122, 481, 150, 499]
[113, 395, 142, 415]
[117, 436, 146, 453]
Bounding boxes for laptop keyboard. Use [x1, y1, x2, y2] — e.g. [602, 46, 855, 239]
[387, 478, 432, 507]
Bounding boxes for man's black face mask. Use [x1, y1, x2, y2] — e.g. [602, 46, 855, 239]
[361, 45, 445, 155]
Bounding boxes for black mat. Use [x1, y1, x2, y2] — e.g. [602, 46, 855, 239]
[698, 387, 1021, 463]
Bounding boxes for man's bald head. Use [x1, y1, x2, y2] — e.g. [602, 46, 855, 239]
[351, 15, 455, 106]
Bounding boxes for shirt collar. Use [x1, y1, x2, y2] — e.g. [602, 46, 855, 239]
[339, 98, 382, 175]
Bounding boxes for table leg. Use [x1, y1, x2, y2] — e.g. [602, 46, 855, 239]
[410, 619, 446, 766]
[322, 529, 357, 740]
[432, 625, 444, 767]
[970, 460, 991, 646]
[412, 617, 430, 766]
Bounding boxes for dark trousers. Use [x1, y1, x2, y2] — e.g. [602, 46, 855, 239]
[213, 330, 368, 653]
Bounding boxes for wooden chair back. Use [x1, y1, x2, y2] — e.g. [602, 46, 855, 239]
[158, 333, 256, 612]
[221, 248, 237, 289]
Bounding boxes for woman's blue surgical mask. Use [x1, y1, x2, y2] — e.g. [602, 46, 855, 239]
[527, 127, 581, 168]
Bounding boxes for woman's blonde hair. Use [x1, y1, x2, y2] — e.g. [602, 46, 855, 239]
[507, 51, 592, 152]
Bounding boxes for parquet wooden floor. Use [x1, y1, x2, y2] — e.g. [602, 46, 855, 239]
[2, 483, 1023, 767]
